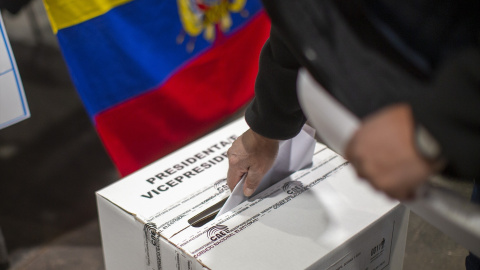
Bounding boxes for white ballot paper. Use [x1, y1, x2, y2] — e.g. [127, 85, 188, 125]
[217, 124, 317, 216]
[296, 69, 359, 156]
[296, 67, 480, 257]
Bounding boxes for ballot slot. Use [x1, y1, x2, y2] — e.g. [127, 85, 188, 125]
[188, 197, 228, 227]
[189, 124, 317, 228]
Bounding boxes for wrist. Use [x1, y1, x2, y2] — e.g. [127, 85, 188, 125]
[248, 129, 279, 144]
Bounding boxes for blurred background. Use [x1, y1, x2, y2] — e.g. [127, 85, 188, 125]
[0, 1, 475, 269]
[0, 1, 117, 269]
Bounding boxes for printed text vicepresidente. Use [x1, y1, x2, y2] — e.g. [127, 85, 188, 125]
[141, 135, 237, 199]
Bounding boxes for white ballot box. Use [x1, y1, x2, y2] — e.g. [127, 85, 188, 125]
[96, 119, 409, 270]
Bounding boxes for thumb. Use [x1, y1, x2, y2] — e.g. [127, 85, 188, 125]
[243, 170, 264, 197]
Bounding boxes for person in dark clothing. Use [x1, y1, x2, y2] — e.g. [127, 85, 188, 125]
[226, 1, 479, 267]
[227, 0, 479, 198]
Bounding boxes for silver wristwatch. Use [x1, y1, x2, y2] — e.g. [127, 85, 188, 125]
[414, 124, 443, 163]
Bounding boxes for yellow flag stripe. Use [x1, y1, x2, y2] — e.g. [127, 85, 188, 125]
[43, 0, 134, 33]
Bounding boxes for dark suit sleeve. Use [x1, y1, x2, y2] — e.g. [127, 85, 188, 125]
[245, 27, 306, 140]
[411, 47, 480, 178]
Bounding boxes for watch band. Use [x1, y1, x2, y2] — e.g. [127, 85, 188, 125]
[414, 124, 443, 163]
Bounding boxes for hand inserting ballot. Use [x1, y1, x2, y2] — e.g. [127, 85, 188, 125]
[226, 129, 279, 197]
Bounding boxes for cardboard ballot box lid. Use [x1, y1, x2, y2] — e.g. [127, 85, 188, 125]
[97, 120, 243, 221]
[96, 119, 408, 270]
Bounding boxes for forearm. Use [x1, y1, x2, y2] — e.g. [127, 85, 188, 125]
[245, 27, 306, 140]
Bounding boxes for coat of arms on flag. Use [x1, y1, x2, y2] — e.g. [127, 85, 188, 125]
[177, 0, 248, 51]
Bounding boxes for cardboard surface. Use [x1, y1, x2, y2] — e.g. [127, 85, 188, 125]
[97, 119, 409, 270]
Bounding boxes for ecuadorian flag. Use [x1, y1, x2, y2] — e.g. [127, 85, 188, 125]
[42, 0, 270, 176]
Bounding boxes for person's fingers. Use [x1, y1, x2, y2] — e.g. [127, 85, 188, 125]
[226, 164, 247, 191]
[243, 170, 263, 197]
[397, 189, 416, 201]
[345, 133, 368, 180]
[377, 179, 415, 201]
[226, 137, 248, 191]
[226, 129, 279, 196]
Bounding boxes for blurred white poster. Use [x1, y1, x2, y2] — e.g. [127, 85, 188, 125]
[0, 13, 29, 130]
